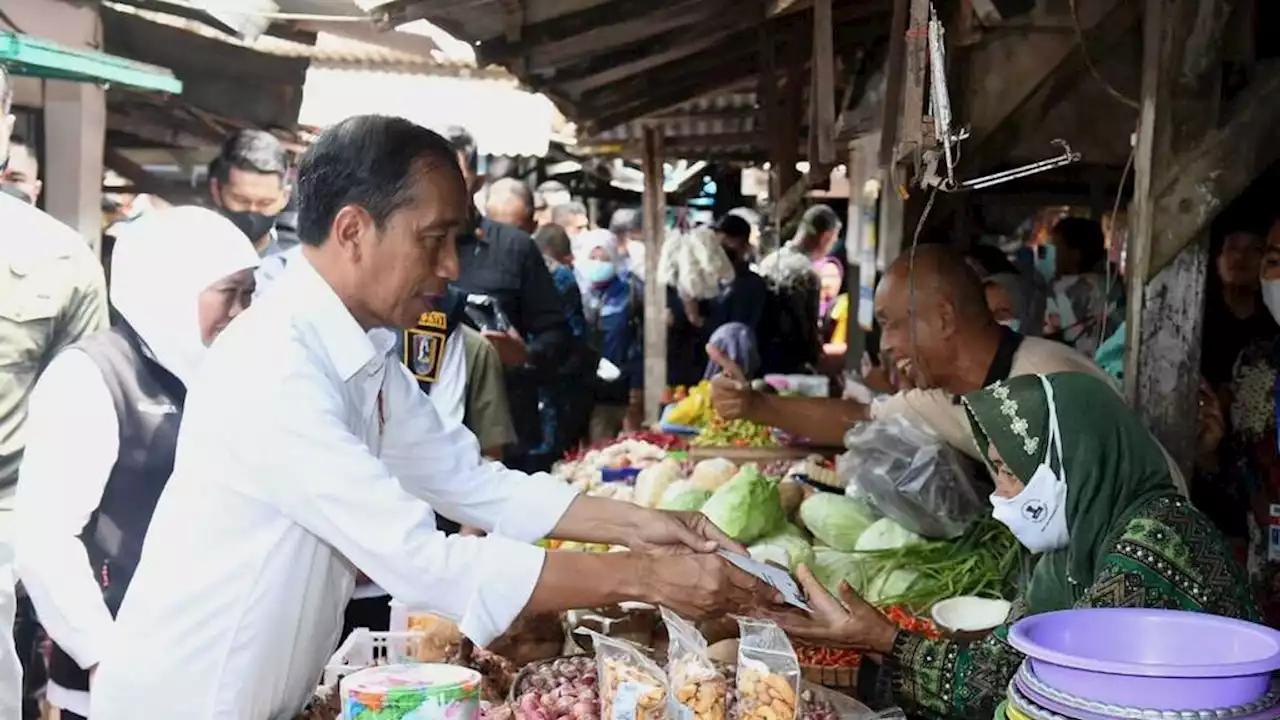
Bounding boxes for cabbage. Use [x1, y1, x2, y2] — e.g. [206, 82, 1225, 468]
[855, 518, 926, 552]
[773, 522, 810, 543]
[810, 547, 871, 594]
[689, 458, 738, 492]
[658, 480, 713, 511]
[864, 568, 919, 605]
[699, 464, 785, 543]
[797, 494, 878, 551]
[748, 530, 815, 572]
[633, 458, 683, 508]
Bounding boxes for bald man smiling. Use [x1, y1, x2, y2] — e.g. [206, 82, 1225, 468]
[712, 247, 1116, 443]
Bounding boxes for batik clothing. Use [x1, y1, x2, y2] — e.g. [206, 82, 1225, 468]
[1044, 272, 1124, 356]
[1218, 337, 1280, 627]
[891, 496, 1259, 720]
[888, 373, 1257, 720]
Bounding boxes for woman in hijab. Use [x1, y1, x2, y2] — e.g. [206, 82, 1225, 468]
[14, 206, 259, 720]
[577, 230, 644, 439]
[769, 372, 1258, 720]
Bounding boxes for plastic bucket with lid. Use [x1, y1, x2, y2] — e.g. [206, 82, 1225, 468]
[341, 663, 481, 720]
[1008, 608, 1280, 710]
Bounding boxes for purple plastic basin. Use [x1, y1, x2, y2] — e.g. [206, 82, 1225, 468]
[1008, 608, 1280, 710]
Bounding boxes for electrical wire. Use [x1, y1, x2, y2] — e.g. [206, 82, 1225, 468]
[1068, 0, 1140, 110]
[1096, 133, 1137, 353]
[906, 185, 940, 386]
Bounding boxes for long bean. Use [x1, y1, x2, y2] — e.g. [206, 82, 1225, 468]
[850, 517, 1022, 613]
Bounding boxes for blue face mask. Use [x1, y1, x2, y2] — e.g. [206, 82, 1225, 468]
[581, 258, 617, 286]
[1035, 244, 1058, 281]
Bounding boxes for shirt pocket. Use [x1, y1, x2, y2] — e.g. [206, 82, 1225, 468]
[0, 271, 60, 369]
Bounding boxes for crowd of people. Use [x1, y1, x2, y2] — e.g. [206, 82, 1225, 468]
[1, 57, 1278, 720]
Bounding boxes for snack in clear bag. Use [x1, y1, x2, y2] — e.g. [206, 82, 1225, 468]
[659, 608, 727, 720]
[734, 619, 800, 720]
[577, 628, 672, 720]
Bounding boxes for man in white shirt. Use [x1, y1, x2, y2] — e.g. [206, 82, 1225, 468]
[89, 115, 766, 720]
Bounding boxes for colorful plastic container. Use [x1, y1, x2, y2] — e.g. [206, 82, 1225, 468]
[1008, 608, 1280, 711]
[341, 663, 481, 720]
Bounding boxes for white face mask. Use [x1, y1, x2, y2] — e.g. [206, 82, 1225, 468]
[989, 375, 1071, 554]
[1261, 280, 1280, 324]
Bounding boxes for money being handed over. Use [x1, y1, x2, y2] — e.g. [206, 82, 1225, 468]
[717, 549, 811, 612]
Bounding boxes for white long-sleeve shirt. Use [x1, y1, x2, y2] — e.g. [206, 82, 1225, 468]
[89, 255, 578, 719]
[14, 349, 122, 716]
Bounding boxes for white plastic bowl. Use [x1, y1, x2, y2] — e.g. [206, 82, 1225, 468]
[931, 596, 1012, 633]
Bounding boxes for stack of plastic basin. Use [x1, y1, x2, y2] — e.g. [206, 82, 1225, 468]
[1002, 608, 1280, 719]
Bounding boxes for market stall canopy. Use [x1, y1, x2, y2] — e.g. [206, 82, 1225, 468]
[0, 30, 182, 94]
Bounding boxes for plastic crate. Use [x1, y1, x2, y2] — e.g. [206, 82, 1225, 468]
[322, 628, 424, 688]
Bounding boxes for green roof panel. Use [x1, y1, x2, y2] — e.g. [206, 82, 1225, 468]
[0, 31, 182, 94]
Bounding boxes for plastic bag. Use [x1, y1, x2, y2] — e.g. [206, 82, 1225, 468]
[839, 414, 984, 539]
[660, 608, 727, 720]
[735, 619, 800, 720]
[658, 227, 736, 300]
[578, 629, 672, 720]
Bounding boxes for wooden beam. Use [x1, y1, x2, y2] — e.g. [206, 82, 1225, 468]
[106, 111, 214, 149]
[481, 0, 712, 68]
[878, 0, 909, 166]
[967, 0, 1138, 164]
[1125, 0, 1234, 478]
[813, 0, 837, 166]
[520, 0, 728, 72]
[582, 46, 760, 131]
[640, 124, 667, 425]
[558, 16, 758, 96]
[895, 0, 928, 157]
[102, 148, 201, 203]
[1148, 62, 1280, 277]
[371, 0, 483, 29]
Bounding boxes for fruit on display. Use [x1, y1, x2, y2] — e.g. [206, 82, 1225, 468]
[692, 414, 778, 448]
[666, 381, 713, 426]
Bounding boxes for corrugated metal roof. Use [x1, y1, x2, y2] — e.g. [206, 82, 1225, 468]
[588, 91, 760, 143]
[298, 67, 558, 157]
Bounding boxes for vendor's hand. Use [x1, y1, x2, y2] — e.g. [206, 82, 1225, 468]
[629, 509, 747, 555]
[643, 551, 778, 620]
[765, 566, 898, 654]
[707, 345, 758, 420]
[483, 328, 528, 367]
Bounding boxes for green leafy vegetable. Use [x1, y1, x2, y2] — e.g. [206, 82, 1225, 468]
[855, 517, 925, 552]
[747, 530, 815, 572]
[809, 547, 871, 593]
[699, 463, 784, 543]
[658, 480, 713, 511]
[797, 494, 878, 551]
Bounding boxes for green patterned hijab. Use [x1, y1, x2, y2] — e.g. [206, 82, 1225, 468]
[961, 372, 1179, 614]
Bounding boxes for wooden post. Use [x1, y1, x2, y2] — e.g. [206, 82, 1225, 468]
[1125, 0, 1233, 475]
[641, 125, 668, 425]
[813, 0, 836, 167]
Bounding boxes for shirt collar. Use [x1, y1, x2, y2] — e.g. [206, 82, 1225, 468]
[284, 253, 390, 382]
[983, 325, 1024, 386]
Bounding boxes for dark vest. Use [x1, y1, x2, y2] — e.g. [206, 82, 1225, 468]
[47, 320, 186, 693]
[400, 287, 467, 396]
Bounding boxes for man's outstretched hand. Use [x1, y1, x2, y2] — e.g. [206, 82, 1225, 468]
[628, 509, 747, 555]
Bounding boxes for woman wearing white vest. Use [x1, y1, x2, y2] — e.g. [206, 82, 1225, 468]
[13, 207, 259, 719]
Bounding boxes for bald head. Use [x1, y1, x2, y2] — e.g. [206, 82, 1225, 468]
[882, 245, 992, 322]
[486, 177, 534, 232]
[874, 244, 998, 391]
